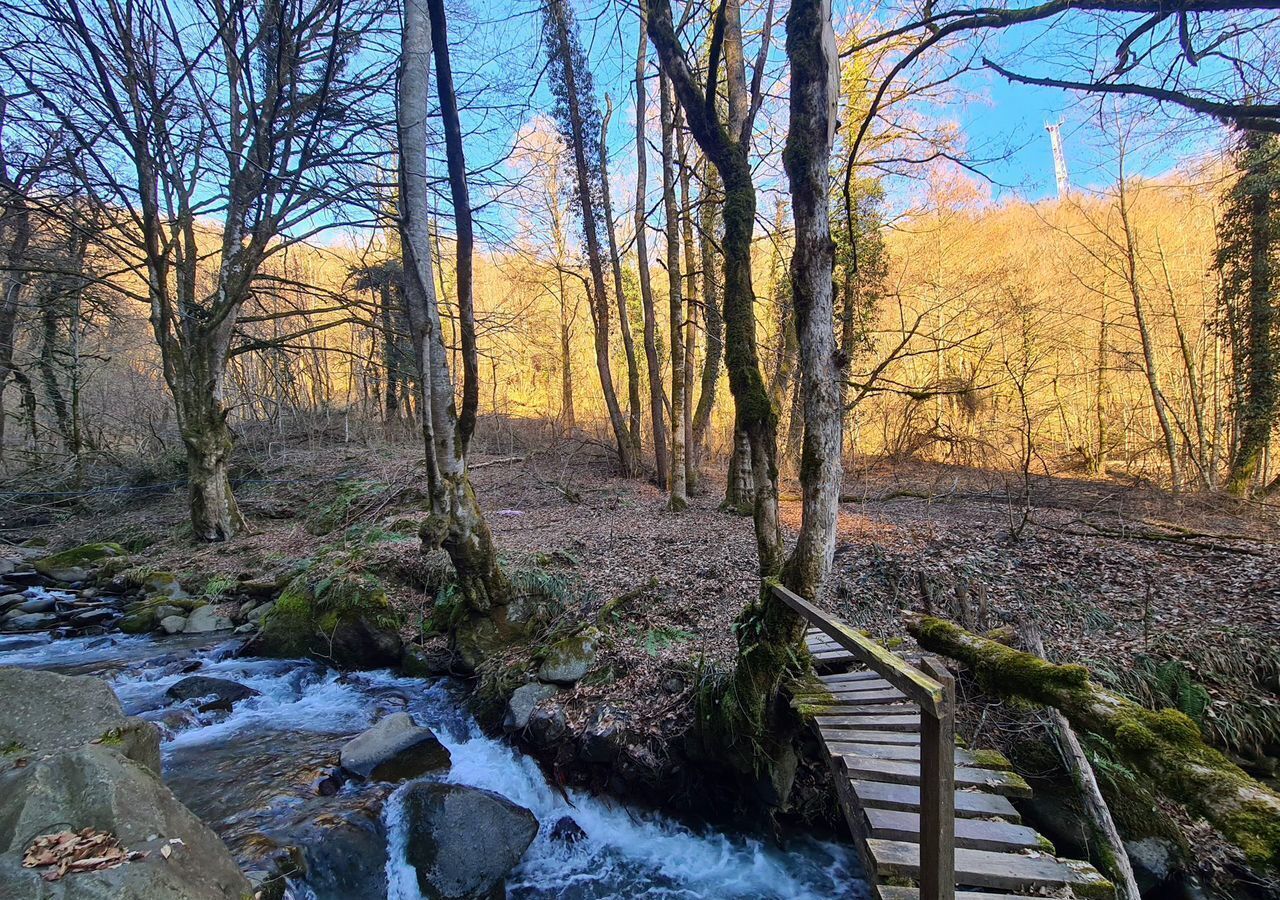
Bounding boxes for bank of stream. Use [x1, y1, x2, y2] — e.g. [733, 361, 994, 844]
[0, 619, 868, 898]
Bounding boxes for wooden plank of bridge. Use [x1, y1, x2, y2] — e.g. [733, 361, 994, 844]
[868, 840, 1116, 896]
[849, 780, 1021, 821]
[863, 808, 1047, 853]
[777, 586, 1115, 900]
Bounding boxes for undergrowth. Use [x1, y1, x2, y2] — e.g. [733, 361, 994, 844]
[1090, 629, 1280, 759]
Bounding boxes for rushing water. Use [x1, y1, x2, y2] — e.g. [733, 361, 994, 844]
[0, 630, 869, 899]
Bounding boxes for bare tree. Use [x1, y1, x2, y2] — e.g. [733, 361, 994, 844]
[635, 0, 670, 489]
[659, 71, 688, 510]
[541, 0, 640, 476]
[600, 96, 643, 452]
[648, 0, 782, 571]
[4, 0, 392, 539]
[400, 0, 508, 615]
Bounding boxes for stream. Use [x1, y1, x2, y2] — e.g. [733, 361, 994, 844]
[0, 617, 869, 899]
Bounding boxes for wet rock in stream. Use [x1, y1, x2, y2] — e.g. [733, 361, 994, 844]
[401, 782, 538, 900]
[167, 675, 261, 712]
[340, 711, 451, 782]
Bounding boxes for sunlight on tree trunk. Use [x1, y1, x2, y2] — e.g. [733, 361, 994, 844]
[401, 0, 508, 614]
[660, 71, 688, 511]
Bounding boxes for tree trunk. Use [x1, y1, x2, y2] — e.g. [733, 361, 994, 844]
[660, 71, 688, 511]
[678, 118, 698, 493]
[908, 614, 1280, 870]
[402, 0, 508, 612]
[1118, 177, 1181, 491]
[723, 424, 755, 514]
[1024, 626, 1142, 900]
[0, 171, 31, 465]
[691, 160, 723, 482]
[635, 2, 670, 489]
[429, 0, 478, 449]
[176, 353, 247, 542]
[649, 0, 781, 573]
[544, 0, 638, 477]
[779, 0, 843, 601]
[601, 96, 643, 451]
[1224, 131, 1278, 496]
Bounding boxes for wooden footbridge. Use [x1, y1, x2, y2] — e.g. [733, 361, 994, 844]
[774, 586, 1115, 900]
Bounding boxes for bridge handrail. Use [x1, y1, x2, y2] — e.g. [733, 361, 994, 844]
[772, 583, 957, 900]
[771, 584, 946, 718]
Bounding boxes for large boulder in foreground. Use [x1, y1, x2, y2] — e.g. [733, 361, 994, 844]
[0, 667, 160, 774]
[401, 782, 538, 899]
[250, 573, 402, 669]
[339, 712, 451, 782]
[0, 746, 253, 899]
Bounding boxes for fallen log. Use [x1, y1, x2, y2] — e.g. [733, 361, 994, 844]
[905, 614, 1280, 870]
[1024, 624, 1141, 900]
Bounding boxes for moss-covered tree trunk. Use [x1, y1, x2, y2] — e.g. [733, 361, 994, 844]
[177, 361, 247, 543]
[1220, 129, 1280, 496]
[651, 0, 846, 789]
[907, 614, 1280, 869]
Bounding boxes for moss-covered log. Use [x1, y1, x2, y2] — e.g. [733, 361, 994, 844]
[906, 614, 1280, 869]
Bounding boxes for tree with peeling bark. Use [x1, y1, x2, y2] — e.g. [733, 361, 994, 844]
[3, 0, 390, 541]
[541, 0, 640, 478]
[400, 0, 509, 623]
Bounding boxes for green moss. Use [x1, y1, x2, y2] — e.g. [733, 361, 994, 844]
[1, 740, 24, 755]
[34, 542, 127, 577]
[915, 617, 1090, 699]
[970, 748, 1012, 770]
[258, 579, 319, 658]
[1224, 803, 1280, 867]
[119, 610, 156, 634]
[914, 615, 1280, 869]
[304, 479, 388, 536]
[97, 728, 124, 747]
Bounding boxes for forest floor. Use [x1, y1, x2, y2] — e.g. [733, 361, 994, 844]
[9, 423, 1280, 773]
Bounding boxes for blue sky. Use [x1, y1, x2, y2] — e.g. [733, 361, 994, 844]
[443, 0, 1229, 247]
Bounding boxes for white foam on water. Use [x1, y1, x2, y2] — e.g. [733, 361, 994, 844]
[1, 636, 868, 899]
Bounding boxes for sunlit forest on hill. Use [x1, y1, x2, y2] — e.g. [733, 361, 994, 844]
[0, 0, 1278, 898]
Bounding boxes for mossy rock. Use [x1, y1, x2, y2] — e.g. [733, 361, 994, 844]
[537, 628, 600, 686]
[452, 616, 503, 675]
[33, 542, 127, 582]
[119, 608, 157, 634]
[141, 571, 189, 600]
[253, 573, 402, 669]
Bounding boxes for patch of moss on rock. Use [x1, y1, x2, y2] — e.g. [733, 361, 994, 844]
[34, 542, 127, 581]
[254, 572, 402, 669]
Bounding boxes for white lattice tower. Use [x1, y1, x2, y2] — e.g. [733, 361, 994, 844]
[1045, 121, 1070, 199]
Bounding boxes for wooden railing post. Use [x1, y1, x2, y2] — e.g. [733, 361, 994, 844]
[919, 656, 955, 900]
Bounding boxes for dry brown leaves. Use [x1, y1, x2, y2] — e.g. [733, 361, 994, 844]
[22, 828, 145, 881]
